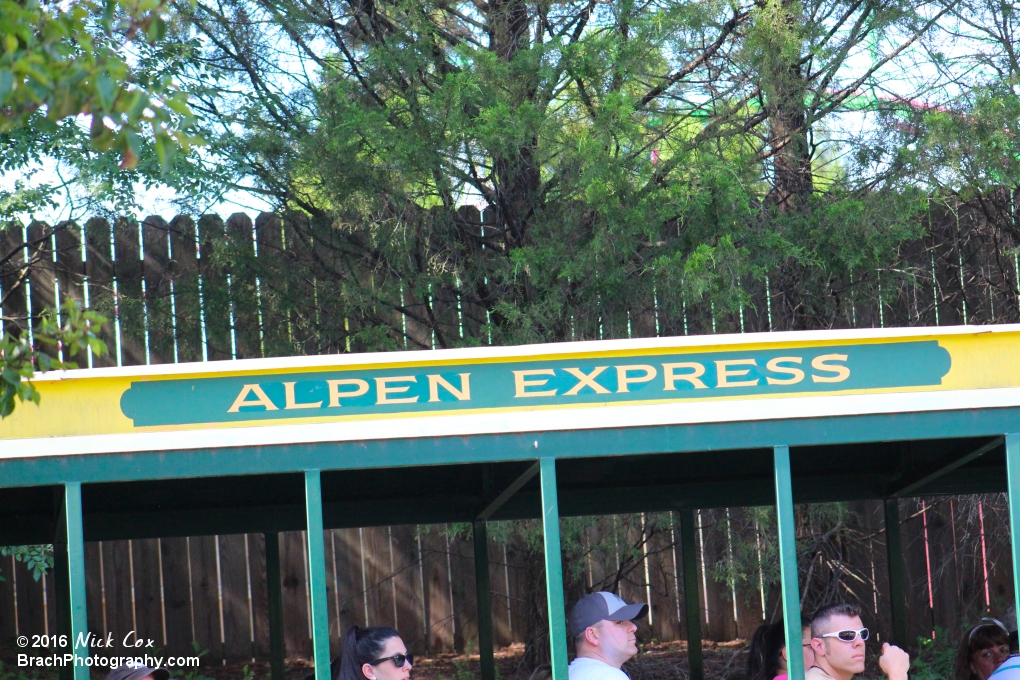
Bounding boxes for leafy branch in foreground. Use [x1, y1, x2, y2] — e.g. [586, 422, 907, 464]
[0, 297, 107, 418]
[0, 544, 53, 582]
[0, 0, 201, 169]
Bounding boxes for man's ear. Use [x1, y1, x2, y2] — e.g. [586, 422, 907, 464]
[810, 639, 825, 657]
[584, 626, 600, 647]
[362, 663, 376, 680]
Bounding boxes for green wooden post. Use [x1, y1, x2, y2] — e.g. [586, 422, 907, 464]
[774, 446, 803, 680]
[539, 458, 569, 680]
[1005, 434, 1020, 624]
[64, 482, 90, 680]
[883, 498, 908, 646]
[678, 509, 703, 680]
[305, 471, 332, 680]
[474, 520, 496, 680]
[265, 532, 286, 680]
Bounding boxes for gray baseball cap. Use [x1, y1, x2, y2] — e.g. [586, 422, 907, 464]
[106, 664, 170, 680]
[568, 591, 648, 638]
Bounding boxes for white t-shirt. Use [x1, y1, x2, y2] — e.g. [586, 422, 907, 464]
[568, 657, 630, 680]
[992, 656, 1020, 679]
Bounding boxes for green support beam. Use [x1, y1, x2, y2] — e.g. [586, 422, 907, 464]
[1005, 434, 1020, 623]
[677, 509, 703, 680]
[539, 458, 569, 680]
[64, 482, 90, 680]
[883, 499, 908, 646]
[774, 446, 803, 680]
[305, 471, 332, 680]
[265, 532, 286, 680]
[474, 520, 496, 680]
[4, 408, 1020, 491]
[891, 437, 1001, 497]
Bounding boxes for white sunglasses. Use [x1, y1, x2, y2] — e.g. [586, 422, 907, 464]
[818, 628, 870, 642]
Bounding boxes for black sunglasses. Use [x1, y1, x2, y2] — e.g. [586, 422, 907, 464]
[369, 654, 414, 668]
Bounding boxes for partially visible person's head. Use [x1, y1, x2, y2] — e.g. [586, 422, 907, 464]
[954, 619, 1011, 680]
[809, 603, 867, 680]
[106, 664, 170, 680]
[748, 618, 815, 680]
[568, 592, 647, 668]
[528, 664, 552, 680]
[337, 625, 409, 680]
[748, 621, 787, 680]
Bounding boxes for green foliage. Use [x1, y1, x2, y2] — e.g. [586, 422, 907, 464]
[909, 628, 957, 680]
[0, 544, 53, 582]
[0, 659, 56, 680]
[0, 0, 200, 170]
[0, 297, 107, 418]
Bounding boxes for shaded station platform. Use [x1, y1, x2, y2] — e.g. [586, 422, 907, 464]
[3, 325, 1020, 680]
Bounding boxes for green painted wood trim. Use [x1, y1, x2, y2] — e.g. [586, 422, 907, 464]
[64, 482, 90, 680]
[891, 437, 1002, 497]
[473, 520, 495, 680]
[678, 509, 703, 680]
[883, 499, 908, 646]
[540, 458, 569, 680]
[305, 471, 332, 680]
[3, 408, 1017, 489]
[265, 532, 286, 680]
[1005, 434, 1020, 626]
[774, 446, 803, 680]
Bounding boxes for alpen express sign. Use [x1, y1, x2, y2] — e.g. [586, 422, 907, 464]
[118, 341, 951, 427]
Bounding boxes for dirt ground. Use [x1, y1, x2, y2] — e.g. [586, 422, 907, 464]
[0, 639, 749, 680]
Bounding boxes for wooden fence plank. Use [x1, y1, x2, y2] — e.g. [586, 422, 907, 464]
[84, 217, 118, 367]
[219, 534, 252, 662]
[161, 537, 193, 657]
[26, 222, 56, 340]
[84, 543, 105, 650]
[54, 221, 88, 366]
[189, 535, 223, 662]
[197, 215, 232, 361]
[0, 554, 16, 639]
[141, 216, 175, 365]
[335, 529, 364, 632]
[168, 216, 203, 363]
[101, 541, 134, 649]
[249, 533, 271, 658]
[0, 221, 28, 336]
[112, 218, 146, 366]
[14, 557, 45, 636]
[391, 525, 421, 647]
[280, 530, 311, 658]
[132, 539, 164, 649]
[225, 213, 261, 359]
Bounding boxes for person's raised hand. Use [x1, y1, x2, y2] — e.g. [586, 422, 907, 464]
[879, 642, 910, 680]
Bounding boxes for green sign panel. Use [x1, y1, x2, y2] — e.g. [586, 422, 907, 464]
[119, 341, 951, 427]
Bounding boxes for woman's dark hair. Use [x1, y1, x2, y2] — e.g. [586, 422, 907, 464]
[748, 622, 787, 680]
[337, 625, 402, 680]
[954, 620, 1010, 680]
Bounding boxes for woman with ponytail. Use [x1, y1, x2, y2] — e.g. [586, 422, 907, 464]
[337, 626, 412, 680]
[747, 619, 814, 680]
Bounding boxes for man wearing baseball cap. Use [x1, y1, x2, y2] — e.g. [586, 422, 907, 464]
[106, 663, 170, 680]
[567, 592, 648, 680]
